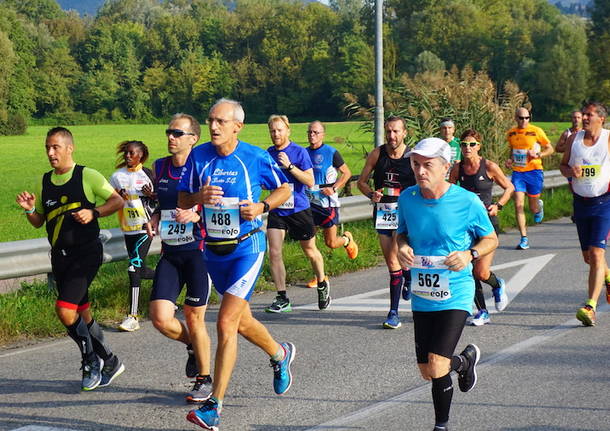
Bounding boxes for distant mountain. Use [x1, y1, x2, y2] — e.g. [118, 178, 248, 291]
[57, 0, 105, 16]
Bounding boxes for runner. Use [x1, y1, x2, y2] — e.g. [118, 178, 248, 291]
[439, 117, 461, 169]
[505, 107, 554, 250]
[396, 137, 498, 431]
[559, 101, 610, 326]
[109, 140, 156, 332]
[555, 110, 583, 153]
[449, 129, 513, 325]
[264, 115, 330, 312]
[305, 121, 359, 282]
[16, 127, 124, 391]
[179, 99, 295, 430]
[147, 113, 213, 403]
[357, 116, 415, 329]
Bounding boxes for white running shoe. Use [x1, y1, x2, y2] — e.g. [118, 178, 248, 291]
[118, 315, 140, 332]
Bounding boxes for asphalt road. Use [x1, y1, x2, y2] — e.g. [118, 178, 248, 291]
[1, 217, 609, 431]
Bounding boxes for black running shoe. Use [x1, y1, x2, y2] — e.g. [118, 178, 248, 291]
[317, 280, 331, 310]
[99, 355, 125, 387]
[186, 346, 197, 378]
[457, 344, 480, 393]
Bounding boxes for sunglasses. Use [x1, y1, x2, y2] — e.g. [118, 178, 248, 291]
[166, 129, 195, 138]
[460, 141, 480, 147]
[517, 116, 530, 120]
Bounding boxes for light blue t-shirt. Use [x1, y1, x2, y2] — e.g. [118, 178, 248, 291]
[397, 184, 494, 313]
[178, 141, 288, 260]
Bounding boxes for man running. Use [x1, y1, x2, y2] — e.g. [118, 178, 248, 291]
[439, 117, 461, 168]
[559, 101, 610, 327]
[16, 127, 124, 391]
[555, 110, 583, 153]
[264, 115, 330, 312]
[303, 120, 358, 288]
[397, 137, 498, 431]
[147, 113, 213, 403]
[505, 107, 554, 250]
[357, 116, 415, 329]
[179, 99, 295, 430]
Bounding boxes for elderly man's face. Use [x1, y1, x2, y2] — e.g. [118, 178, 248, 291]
[582, 106, 605, 131]
[307, 123, 325, 148]
[208, 102, 241, 147]
[411, 153, 449, 191]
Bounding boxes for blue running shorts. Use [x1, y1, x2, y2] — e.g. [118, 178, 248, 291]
[573, 192, 610, 250]
[207, 252, 265, 301]
[511, 170, 544, 197]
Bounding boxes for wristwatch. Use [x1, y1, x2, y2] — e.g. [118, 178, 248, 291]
[287, 163, 295, 171]
[262, 200, 270, 213]
[470, 248, 480, 260]
[92, 209, 100, 219]
[495, 202, 503, 210]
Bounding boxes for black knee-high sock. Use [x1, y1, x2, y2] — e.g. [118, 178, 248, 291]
[389, 270, 402, 311]
[402, 269, 411, 287]
[87, 319, 113, 361]
[474, 279, 487, 311]
[431, 373, 453, 426]
[484, 272, 500, 290]
[66, 316, 95, 361]
[450, 354, 468, 372]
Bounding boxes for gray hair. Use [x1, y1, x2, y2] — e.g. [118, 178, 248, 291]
[210, 98, 245, 123]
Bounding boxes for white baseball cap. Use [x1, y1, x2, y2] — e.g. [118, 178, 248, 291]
[406, 137, 452, 164]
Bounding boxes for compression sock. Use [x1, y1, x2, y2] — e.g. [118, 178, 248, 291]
[431, 373, 453, 426]
[389, 270, 402, 311]
[484, 272, 501, 290]
[402, 269, 411, 287]
[66, 316, 95, 361]
[87, 319, 113, 361]
[474, 279, 487, 311]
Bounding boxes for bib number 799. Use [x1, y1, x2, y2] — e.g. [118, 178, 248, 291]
[418, 273, 440, 288]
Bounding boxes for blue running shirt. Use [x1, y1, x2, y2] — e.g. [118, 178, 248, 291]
[178, 141, 288, 260]
[397, 184, 494, 313]
[267, 142, 312, 216]
[306, 144, 345, 208]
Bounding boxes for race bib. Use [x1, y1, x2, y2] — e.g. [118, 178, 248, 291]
[278, 183, 295, 209]
[121, 198, 147, 231]
[512, 149, 527, 168]
[204, 197, 240, 239]
[375, 202, 398, 230]
[410, 255, 450, 301]
[576, 164, 601, 184]
[160, 209, 194, 246]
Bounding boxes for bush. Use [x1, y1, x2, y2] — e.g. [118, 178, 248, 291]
[345, 66, 528, 164]
[0, 112, 27, 135]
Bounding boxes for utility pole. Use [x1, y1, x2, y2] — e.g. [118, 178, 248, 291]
[374, 0, 384, 147]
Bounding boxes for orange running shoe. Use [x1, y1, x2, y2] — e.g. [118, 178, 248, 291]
[307, 276, 328, 288]
[343, 231, 359, 259]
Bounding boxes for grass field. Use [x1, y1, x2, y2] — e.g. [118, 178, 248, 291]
[0, 121, 566, 242]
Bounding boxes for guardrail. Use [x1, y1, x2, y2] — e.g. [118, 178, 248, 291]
[0, 170, 568, 282]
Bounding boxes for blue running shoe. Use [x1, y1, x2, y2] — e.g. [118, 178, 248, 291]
[492, 277, 508, 311]
[470, 309, 490, 326]
[402, 272, 411, 301]
[186, 398, 220, 430]
[534, 199, 544, 223]
[270, 342, 295, 395]
[516, 236, 529, 250]
[383, 310, 401, 329]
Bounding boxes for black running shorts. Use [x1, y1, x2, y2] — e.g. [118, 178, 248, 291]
[413, 310, 469, 363]
[267, 208, 315, 241]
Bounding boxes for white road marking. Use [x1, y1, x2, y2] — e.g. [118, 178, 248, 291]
[294, 254, 556, 312]
[304, 302, 610, 431]
[0, 340, 69, 359]
[12, 426, 80, 431]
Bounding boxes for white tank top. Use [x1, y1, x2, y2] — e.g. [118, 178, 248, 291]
[568, 129, 610, 197]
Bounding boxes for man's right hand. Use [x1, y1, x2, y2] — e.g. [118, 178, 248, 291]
[397, 244, 414, 269]
[200, 176, 224, 205]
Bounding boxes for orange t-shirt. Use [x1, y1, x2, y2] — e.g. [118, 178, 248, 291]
[506, 124, 550, 172]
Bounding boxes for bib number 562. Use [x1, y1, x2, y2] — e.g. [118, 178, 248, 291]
[418, 273, 440, 288]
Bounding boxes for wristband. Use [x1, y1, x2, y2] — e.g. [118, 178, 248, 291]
[367, 191, 374, 199]
[262, 200, 270, 213]
[24, 207, 36, 215]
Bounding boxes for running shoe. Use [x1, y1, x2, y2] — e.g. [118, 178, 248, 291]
[186, 345, 198, 378]
[470, 309, 490, 326]
[81, 356, 103, 391]
[457, 344, 480, 393]
[383, 310, 401, 329]
[492, 277, 508, 312]
[534, 199, 544, 223]
[270, 342, 295, 395]
[265, 295, 292, 313]
[307, 275, 328, 288]
[515, 236, 529, 250]
[317, 279, 331, 310]
[606, 279, 610, 304]
[343, 231, 359, 259]
[576, 304, 596, 326]
[99, 355, 125, 387]
[118, 314, 140, 332]
[402, 271, 412, 301]
[433, 426, 449, 431]
[186, 375, 213, 404]
[186, 397, 220, 430]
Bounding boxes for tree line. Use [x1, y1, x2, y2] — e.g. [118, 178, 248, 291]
[0, 0, 607, 134]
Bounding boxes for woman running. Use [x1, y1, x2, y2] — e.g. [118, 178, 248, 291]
[109, 140, 156, 332]
[449, 129, 514, 326]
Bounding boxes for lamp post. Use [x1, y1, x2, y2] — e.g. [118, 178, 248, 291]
[374, 0, 384, 147]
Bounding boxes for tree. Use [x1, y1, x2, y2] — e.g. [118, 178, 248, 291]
[587, 0, 610, 104]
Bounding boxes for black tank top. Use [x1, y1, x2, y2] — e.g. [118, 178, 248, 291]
[373, 145, 416, 203]
[458, 158, 493, 207]
[41, 165, 99, 249]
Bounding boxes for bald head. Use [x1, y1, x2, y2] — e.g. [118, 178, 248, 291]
[515, 107, 531, 128]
